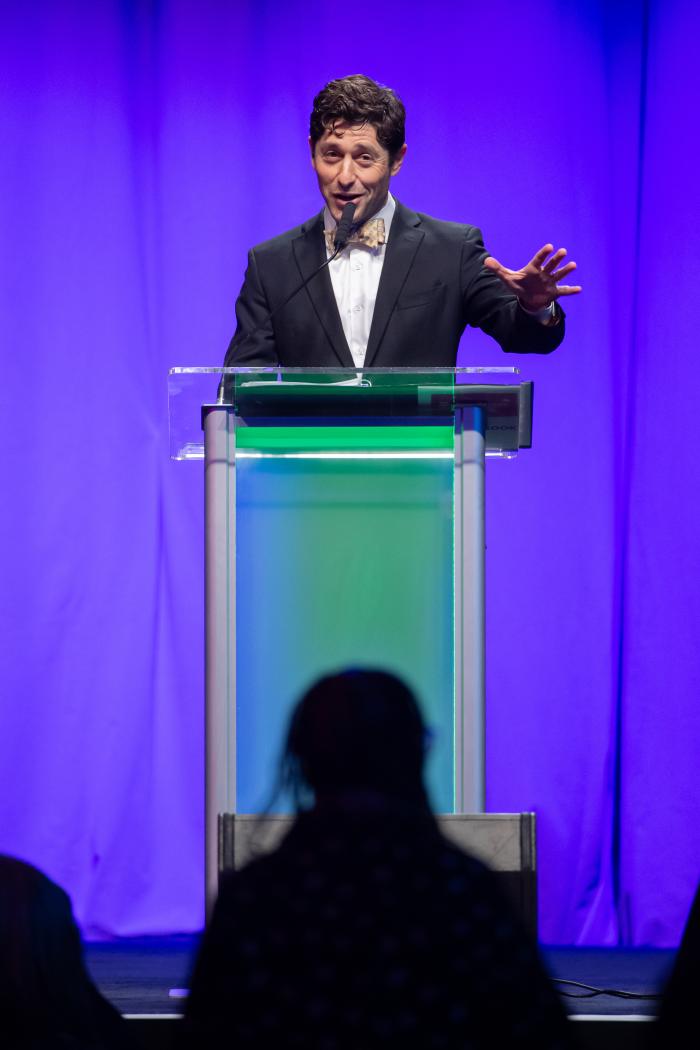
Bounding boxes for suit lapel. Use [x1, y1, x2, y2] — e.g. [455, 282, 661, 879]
[292, 215, 354, 367]
[364, 202, 424, 368]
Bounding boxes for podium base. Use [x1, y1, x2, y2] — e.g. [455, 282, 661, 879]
[218, 812, 537, 935]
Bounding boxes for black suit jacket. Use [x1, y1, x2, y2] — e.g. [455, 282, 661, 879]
[225, 201, 565, 367]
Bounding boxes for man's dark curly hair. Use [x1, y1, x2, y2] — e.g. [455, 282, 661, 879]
[309, 74, 406, 161]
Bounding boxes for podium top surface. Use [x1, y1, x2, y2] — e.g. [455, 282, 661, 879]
[170, 365, 520, 373]
[169, 367, 532, 460]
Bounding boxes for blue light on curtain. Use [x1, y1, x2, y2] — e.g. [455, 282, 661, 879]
[0, 0, 697, 944]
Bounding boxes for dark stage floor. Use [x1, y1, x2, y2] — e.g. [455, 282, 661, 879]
[85, 936, 675, 1041]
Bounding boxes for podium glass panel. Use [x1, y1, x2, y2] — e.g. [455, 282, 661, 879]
[170, 367, 532, 903]
[234, 415, 455, 814]
[168, 366, 528, 459]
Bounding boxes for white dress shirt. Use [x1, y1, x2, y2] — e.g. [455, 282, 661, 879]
[324, 194, 396, 368]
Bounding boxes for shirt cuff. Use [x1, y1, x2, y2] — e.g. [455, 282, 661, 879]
[519, 300, 556, 324]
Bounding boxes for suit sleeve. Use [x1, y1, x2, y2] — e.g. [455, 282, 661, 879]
[224, 248, 279, 366]
[460, 227, 565, 355]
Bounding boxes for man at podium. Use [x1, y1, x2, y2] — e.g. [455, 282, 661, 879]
[225, 74, 580, 370]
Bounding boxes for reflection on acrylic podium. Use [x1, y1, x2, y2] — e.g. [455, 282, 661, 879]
[168, 366, 534, 908]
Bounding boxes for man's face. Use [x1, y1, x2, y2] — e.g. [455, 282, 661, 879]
[310, 122, 406, 225]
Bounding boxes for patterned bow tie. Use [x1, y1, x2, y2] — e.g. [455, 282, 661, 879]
[324, 217, 386, 253]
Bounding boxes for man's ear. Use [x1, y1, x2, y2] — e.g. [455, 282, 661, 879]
[390, 143, 407, 177]
[309, 136, 317, 168]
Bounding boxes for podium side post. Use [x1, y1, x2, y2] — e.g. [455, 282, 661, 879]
[204, 407, 236, 915]
[454, 405, 486, 812]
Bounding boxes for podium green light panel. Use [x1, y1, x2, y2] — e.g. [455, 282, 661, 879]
[234, 422, 456, 814]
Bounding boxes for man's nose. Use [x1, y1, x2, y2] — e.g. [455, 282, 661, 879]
[337, 157, 357, 185]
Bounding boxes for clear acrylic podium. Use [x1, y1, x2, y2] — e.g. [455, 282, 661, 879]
[169, 367, 534, 905]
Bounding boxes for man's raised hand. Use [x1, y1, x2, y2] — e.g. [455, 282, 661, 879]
[483, 244, 582, 313]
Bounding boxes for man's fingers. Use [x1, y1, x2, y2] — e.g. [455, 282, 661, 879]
[555, 284, 583, 296]
[551, 261, 577, 281]
[484, 256, 517, 282]
[486, 248, 580, 295]
[531, 244, 554, 268]
[542, 248, 567, 274]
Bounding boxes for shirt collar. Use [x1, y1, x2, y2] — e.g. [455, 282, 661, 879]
[323, 192, 397, 240]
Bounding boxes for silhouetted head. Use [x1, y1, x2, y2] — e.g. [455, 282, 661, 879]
[0, 855, 123, 1046]
[282, 669, 431, 811]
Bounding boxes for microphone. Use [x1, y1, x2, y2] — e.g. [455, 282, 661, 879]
[333, 201, 357, 251]
[217, 201, 360, 400]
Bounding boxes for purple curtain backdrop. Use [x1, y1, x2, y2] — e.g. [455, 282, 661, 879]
[0, 0, 698, 944]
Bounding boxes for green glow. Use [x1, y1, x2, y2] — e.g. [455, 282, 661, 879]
[235, 424, 454, 453]
[235, 453, 455, 814]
